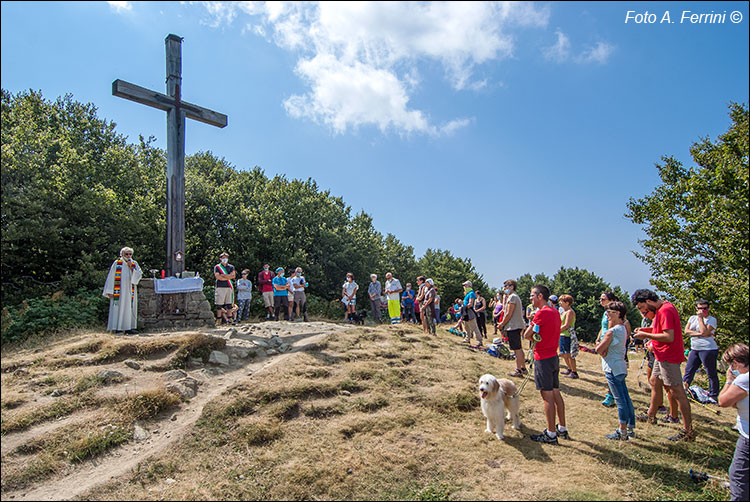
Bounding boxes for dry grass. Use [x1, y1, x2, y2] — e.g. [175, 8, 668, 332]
[1, 324, 735, 500]
[67, 324, 735, 501]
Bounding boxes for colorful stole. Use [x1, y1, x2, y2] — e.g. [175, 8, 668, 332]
[217, 263, 235, 304]
[113, 259, 136, 303]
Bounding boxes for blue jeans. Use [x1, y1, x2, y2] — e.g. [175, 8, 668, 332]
[605, 372, 635, 428]
[434, 307, 441, 324]
[683, 349, 720, 398]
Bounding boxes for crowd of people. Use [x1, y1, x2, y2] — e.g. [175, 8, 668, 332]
[104, 248, 749, 501]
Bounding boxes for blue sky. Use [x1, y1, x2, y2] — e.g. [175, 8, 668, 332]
[2, 1, 748, 296]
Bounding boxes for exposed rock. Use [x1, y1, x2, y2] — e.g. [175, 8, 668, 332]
[278, 343, 290, 353]
[170, 413, 178, 421]
[208, 350, 230, 366]
[252, 340, 270, 349]
[13, 368, 27, 376]
[340, 390, 351, 396]
[232, 347, 255, 359]
[225, 328, 239, 339]
[124, 360, 141, 370]
[188, 358, 204, 369]
[133, 425, 150, 441]
[97, 370, 125, 383]
[163, 370, 188, 381]
[165, 382, 196, 400]
[266, 349, 279, 356]
[177, 377, 200, 393]
[50, 389, 63, 397]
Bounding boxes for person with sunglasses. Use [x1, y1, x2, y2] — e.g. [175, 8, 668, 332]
[682, 299, 720, 404]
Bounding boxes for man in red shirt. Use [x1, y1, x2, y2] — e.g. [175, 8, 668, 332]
[632, 289, 694, 441]
[257, 263, 275, 320]
[524, 285, 567, 445]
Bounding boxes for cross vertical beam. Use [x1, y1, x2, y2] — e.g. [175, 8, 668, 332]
[112, 34, 227, 278]
[165, 34, 186, 277]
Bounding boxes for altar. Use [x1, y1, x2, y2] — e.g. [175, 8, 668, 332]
[138, 277, 215, 330]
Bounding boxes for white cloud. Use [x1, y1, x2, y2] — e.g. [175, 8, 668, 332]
[107, 1, 132, 12]
[543, 29, 614, 65]
[543, 29, 570, 62]
[577, 41, 615, 64]
[198, 1, 550, 135]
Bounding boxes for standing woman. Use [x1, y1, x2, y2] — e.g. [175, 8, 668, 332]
[559, 294, 578, 378]
[718, 343, 749, 502]
[342, 273, 358, 323]
[598, 291, 632, 407]
[474, 291, 488, 339]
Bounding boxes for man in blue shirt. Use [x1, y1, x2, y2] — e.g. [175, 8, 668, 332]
[272, 267, 290, 321]
[402, 282, 416, 323]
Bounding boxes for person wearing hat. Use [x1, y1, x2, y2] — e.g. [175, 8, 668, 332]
[272, 267, 290, 321]
[214, 252, 236, 325]
[462, 280, 483, 347]
[549, 295, 564, 315]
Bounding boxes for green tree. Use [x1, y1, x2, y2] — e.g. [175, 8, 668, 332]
[418, 249, 489, 309]
[625, 102, 749, 348]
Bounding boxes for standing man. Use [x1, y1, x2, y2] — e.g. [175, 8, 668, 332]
[415, 276, 427, 328]
[368, 274, 382, 324]
[291, 267, 309, 322]
[214, 252, 236, 325]
[103, 246, 143, 334]
[402, 282, 417, 323]
[272, 267, 290, 321]
[632, 288, 694, 441]
[384, 272, 403, 325]
[682, 299, 720, 404]
[499, 280, 528, 378]
[421, 279, 437, 335]
[258, 263, 275, 320]
[462, 281, 483, 347]
[525, 284, 567, 444]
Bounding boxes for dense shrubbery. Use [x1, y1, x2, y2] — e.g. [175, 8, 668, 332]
[1, 290, 109, 344]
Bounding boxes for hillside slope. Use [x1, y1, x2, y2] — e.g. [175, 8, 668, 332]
[1, 322, 735, 500]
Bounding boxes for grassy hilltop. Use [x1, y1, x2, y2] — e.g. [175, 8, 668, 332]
[0, 322, 735, 501]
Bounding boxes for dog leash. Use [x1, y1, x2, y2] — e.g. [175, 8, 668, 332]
[512, 333, 541, 398]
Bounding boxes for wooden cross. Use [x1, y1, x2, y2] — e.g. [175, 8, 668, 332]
[112, 34, 227, 276]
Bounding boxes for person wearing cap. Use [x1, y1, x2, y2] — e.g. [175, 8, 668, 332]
[462, 280, 483, 347]
[258, 263, 275, 320]
[550, 295, 564, 315]
[214, 252, 236, 325]
[368, 274, 382, 324]
[384, 272, 403, 325]
[272, 267, 290, 321]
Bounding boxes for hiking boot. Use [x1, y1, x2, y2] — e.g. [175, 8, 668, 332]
[660, 414, 680, 424]
[668, 428, 695, 442]
[530, 430, 558, 444]
[627, 428, 635, 439]
[556, 425, 570, 440]
[602, 394, 615, 407]
[636, 413, 657, 424]
[605, 429, 628, 441]
[508, 369, 525, 378]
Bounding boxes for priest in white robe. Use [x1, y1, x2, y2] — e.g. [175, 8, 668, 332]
[102, 246, 143, 334]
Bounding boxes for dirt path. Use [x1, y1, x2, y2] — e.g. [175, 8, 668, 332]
[3, 322, 341, 501]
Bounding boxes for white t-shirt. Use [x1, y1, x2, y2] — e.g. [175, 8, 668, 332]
[384, 278, 402, 301]
[290, 276, 307, 292]
[342, 281, 358, 298]
[733, 371, 749, 439]
[686, 315, 718, 350]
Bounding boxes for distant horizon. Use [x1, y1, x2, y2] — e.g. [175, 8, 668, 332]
[2, 1, 747, 297]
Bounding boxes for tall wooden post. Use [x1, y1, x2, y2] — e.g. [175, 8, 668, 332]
[166, 34, 186, 277]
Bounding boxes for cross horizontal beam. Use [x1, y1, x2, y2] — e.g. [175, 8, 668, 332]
[112, 79, 227, 128]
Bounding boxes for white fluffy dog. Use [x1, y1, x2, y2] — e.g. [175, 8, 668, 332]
[478, 373, 521, 440]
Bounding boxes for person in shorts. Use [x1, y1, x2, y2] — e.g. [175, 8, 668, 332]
[214, 252, 236, 324]
[342, 273, 358, 322]
[291, 267, 308, 322]
[525, 284, 567, 445]
[632, 288, 694, 441]
[258, 263, 275, 319]
[558, 294, 578, 379]
[499, 280, 527, 378]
